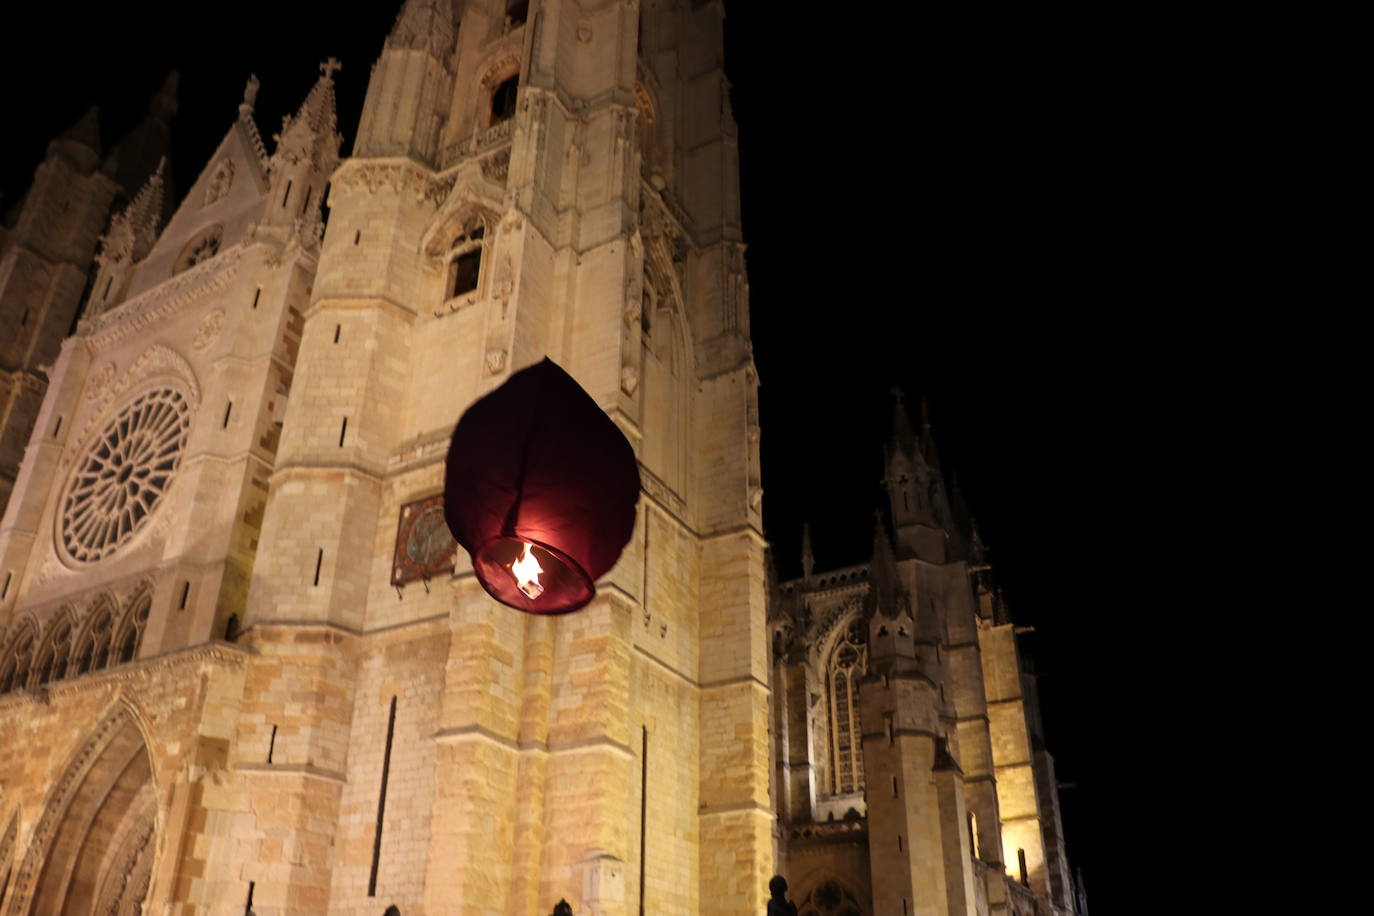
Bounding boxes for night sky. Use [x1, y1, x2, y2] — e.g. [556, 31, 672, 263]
[3, 3, 1237, 910]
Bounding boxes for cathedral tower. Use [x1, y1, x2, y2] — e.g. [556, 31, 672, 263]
[0, 77, 178, 515]
[2, 2, 766, 914]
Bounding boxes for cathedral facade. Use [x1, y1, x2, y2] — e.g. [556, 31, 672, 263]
[0, 3, 1078, 915]
[769, 399, 1084, 916]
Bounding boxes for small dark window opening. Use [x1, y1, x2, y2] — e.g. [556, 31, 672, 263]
[300, 185, 313, 214]
[892, 776, 898, 798]
[251, 288, 261, 309]
[1, 571, 11, 599]
[267, 725, 278, 763]
[52, 416, 62, 437]
[281, 179, 293, 208]
[178, 580, 190, 611]
[507, 0, 529, 27]
[490, 75, 519, 125]
[102, 276, 113, 299]
[225, 613, 240, 642]
[898, 834, 903, 852]
[1018, 848, 1029, 886]
[333, 324, 341, 343]
[314, 548, 324, 586]
[223, 401, 233, 428]
[19, 308, 29, 328]
[450, 249, 482, 298]
[354, 230, 361, 245]
[244, 880, 255, 916]
[339, 417, 348, 447]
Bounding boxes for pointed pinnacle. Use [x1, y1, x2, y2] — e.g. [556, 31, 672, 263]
[150, 71, 179, 121]
[59, 106, 102, 153]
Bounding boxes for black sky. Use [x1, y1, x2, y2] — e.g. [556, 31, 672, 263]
[2, 3, 1241, 910]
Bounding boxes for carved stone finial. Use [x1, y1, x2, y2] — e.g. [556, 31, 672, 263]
[242, 74, 261, 110]
[320, 57, 342, 80]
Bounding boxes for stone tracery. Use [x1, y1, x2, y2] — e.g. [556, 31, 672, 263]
[58, 386, 192, 565]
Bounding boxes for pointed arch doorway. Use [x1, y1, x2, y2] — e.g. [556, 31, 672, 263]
[15, 704, 158, 915]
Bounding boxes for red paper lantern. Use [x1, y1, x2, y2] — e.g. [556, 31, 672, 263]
[443, 358, 640, 614]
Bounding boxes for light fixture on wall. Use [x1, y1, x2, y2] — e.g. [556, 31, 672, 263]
[443, 358, 640, 614]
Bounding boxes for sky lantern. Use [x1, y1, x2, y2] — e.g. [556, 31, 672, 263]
[443, 358, 640, 614]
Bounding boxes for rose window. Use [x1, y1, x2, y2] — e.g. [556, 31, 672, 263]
[59, 386, 191, 563]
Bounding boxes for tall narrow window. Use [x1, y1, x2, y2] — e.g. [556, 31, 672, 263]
[314, 548, 324, 586]
[968, 812, 980, 859]
[1, 571, 10, 599]
[450, 250, 481, 297]
[267, 724, 278, 763]
[490, 75, 519, 125]
[251, 288, 261, 309]
[244, 881, 255, 916]
[223, 401, 233, 428]
[300, 185, 313, 214]
[444, 220, 487, 302]
[178, 580, 191, 611]
[368, 696, 398, 897]
[1018, 848, 1029, 886]
[827, 617, 867, 795]
[333, 324, 341, 343]
[281, 180, 293, 208]
[114, 595, 150, 665]
[53, 416, 63, 437]
[339, 417, 348, 447]
[0, 630, 35, 693]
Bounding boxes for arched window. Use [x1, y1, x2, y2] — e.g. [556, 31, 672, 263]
[0, 627, 36, 694]
[173, 225, 224, 275]
[445, 218, 488, 301]
[113, 594, 151, 665]
[827, 617, 867, 795]
[32, 616, 74, 685]
[490, 74, 519, 126]
[72, 602, 116, 676]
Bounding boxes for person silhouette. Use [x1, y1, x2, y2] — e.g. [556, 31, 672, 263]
[767, 875, 798, 916]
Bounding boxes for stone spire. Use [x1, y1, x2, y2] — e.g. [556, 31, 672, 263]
[149, 70, 179, 121]
[869, 511, 900, 619]
[272, 59, 343, 171]
[237, 74, 269, 169]
[104, 71, 177, 203]
[100, 157, 166, 265]
[45, 106, 103, 173]
[889, 387, 918, 458]
[56, 107, 101, 152]
[386, 0, 458, 59]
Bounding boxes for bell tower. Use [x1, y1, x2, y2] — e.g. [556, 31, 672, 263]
[239, 1, 766, 912]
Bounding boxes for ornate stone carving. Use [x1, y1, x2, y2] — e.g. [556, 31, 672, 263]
[620, 366, 639, 396]
[58, 385, 192, 565]
[84, 246, 243, 350]
[191, 309, 226, 350]
[86, 362, 117, 398]
[203, 158, 235, 206]
[484, 347, 507, 375]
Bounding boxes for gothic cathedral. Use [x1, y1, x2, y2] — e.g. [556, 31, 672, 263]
[0, 3, 1079, 915]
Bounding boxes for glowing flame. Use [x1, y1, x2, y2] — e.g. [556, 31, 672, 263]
[510, 542, 544, 599]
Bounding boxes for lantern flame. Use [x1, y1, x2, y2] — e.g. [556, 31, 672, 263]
[510, 541, 545, 599]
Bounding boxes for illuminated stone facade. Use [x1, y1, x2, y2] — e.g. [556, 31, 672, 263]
[0, 1, 762, 913]
[0, 3, 1081, 915]
[769, 398, 1083, 916]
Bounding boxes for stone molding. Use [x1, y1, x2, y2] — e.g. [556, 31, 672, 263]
[0, 641, 250, 711]
[80, 245, 245, 351]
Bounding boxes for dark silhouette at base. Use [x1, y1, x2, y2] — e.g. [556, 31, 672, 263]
[768, 875, 798, 916]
